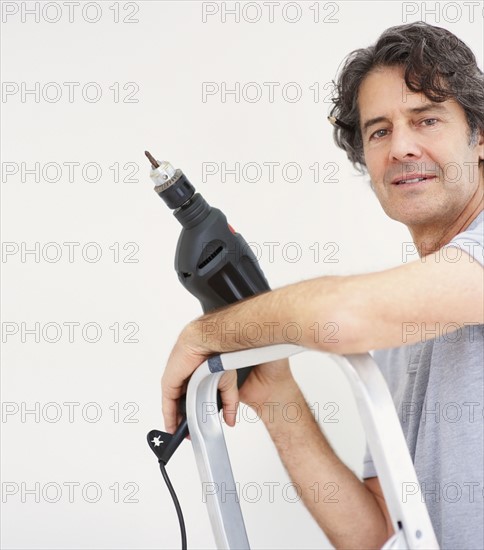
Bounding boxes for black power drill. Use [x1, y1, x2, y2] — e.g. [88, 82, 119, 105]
[146, 151, 271, 465]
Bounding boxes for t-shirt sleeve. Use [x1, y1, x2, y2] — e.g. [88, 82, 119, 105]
[442, 211, 484, 266]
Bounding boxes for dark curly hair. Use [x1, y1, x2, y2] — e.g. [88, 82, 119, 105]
[329, 22, 484, 173]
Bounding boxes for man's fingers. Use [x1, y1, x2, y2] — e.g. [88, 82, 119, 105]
[161, 376, 187, 434]
[218, 371, 239, 427]
[161, 333, 203, 434]
[161, 395, 177, 435]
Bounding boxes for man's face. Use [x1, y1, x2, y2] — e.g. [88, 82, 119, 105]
[358, 65, 484, 228]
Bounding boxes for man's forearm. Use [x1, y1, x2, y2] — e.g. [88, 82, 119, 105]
[262, 382, 392, 549]
[193, 276, 354, 355]
[191, 253, 484, 357]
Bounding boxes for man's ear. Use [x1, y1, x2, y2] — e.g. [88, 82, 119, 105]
[478, 130, 484, 161]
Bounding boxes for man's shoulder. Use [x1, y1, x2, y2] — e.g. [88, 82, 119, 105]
[443, 210, 484, 266]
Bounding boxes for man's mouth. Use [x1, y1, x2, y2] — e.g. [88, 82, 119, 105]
[391, 174, 436, 185]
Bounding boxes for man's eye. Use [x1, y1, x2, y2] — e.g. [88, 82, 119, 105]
[421, 118, 438, 126]
[369, 128, 388, 140]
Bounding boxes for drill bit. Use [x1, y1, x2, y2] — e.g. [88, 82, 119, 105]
[145, 150, 160, 169]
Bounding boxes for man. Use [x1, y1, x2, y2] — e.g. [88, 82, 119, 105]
[162, 22, 484, 549]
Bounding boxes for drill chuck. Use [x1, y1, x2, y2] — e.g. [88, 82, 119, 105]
[146, 154, 196, 210]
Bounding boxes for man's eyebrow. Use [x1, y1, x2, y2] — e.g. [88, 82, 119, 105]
[361, 104, 450, 135]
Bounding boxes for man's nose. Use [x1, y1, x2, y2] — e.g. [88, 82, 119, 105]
[388, 125, 423, 162]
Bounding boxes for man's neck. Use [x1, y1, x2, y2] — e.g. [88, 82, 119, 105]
[409, 193, 483, 257]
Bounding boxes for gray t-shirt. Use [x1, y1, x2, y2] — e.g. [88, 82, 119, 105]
[363, 211, 484, 550]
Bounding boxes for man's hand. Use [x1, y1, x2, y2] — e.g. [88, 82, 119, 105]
[161, 318, 297, 434]
[161, 321, 218, 434]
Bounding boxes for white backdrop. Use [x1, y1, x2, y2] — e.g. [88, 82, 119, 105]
[1, 1, 483, 549]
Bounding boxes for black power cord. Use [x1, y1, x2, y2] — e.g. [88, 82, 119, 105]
[159, 462, 187, 550]
[147, 429, 189, 549]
